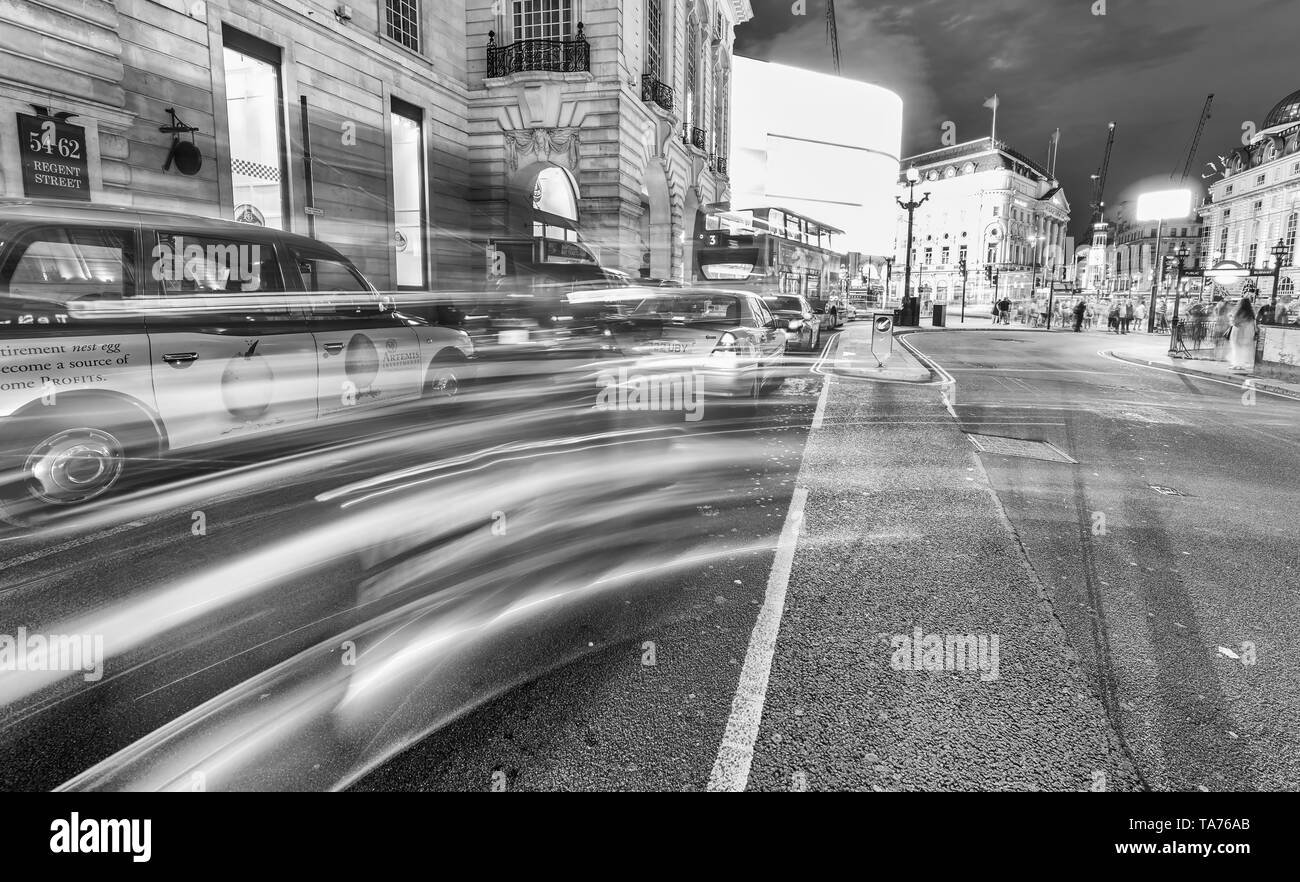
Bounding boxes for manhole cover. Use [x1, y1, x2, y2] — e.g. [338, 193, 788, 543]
[966, 433, 1077, 463]
[1149, 484, 1191, 497]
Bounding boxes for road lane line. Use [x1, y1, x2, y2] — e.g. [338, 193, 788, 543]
[708, 486, 807, 793]
[709, 376, 829, 791]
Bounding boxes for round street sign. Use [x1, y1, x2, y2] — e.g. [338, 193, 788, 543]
[875, 315, 893, 333]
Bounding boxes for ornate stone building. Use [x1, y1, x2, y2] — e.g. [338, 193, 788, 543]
[468, 0, 751, 279]
[894, 138, 1071, 305]
[0, 0, 752, 288]
[1199, 87, 1300, 302]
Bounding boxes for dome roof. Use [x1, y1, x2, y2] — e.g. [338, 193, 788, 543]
[1264, 89, 1300, 129]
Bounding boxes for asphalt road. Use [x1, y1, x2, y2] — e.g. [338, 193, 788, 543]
[4, 323, 1295, 791]
[907, 326, 1300, 791]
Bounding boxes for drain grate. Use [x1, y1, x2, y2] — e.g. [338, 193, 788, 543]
[966, 433, 1077, 463]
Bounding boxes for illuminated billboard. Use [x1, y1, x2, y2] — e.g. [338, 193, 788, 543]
[730, 56, 903, 256]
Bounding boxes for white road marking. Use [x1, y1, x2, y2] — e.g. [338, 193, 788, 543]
[708, 486, 808, 793]
[708, 375, 829, 792]
[1098, 350, 1300, 401]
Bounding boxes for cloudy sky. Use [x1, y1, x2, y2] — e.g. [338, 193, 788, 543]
[735, 0, 1299, 240]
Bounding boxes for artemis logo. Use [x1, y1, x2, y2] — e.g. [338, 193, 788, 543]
[889, 629, 1000, 681]
[50, 814, 151, 863]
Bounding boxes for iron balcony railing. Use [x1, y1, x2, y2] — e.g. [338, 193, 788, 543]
[715, 156, 728, 175]
[641, 74, 673, 112]
[487, 24, 589, 78]
[682, 125, 706, 150]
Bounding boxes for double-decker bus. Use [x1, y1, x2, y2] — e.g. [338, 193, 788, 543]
[693, 207, 849, 329]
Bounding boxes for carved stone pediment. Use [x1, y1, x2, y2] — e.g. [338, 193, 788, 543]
[504, 127, 581, 173]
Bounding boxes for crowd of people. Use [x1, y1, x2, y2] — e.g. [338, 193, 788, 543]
[983, 291, 1276, 373]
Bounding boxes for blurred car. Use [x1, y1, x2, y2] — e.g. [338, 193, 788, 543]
[762, 294, 821, 351]
[0, 198, 472, 525]
[602, 288, 786, 401]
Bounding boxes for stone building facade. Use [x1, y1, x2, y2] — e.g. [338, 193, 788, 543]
[894, 138, 1070, 305]
[0, 0, 751, 289]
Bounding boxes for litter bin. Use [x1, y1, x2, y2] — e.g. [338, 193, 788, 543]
[932, 304, 947, 327]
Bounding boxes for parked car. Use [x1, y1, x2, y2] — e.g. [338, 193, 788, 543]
[0, 198, 473, 525]
[762, 294, 822, 351]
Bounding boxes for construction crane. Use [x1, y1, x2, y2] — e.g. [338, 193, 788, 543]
[826, 1, 840, 75]
[1172, 94, 1214, 183]
[1089, 122, 1117, 229]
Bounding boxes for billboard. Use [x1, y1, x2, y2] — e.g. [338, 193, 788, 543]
[730, 57, 903, 256]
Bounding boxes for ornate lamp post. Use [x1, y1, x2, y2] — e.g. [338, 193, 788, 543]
[1167, 243, 1190, 354]
[1271, 238, 1289, 321]
[896, 167, 930, 326]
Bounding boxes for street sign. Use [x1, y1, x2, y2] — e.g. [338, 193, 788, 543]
[16, 113, 90, 201]
[871, 311, 893, 364]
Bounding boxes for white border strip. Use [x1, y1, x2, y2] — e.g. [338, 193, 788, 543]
[707, 376, 829, 791]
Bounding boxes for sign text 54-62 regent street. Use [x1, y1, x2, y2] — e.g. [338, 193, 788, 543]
[17, 113, 90, 201]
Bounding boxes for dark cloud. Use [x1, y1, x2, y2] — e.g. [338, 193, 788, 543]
[736, 0, 1299, 240]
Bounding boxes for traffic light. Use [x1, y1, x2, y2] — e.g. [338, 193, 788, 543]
[985, 265, 992, 282]
[959, 259, 967, 277]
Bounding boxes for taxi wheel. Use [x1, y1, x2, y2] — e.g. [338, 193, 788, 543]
[423, 353, 465, 403]
[0, 415, 153, 527]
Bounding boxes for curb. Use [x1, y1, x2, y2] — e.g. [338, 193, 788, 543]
[1105, 351, 1300, 401]
[829, 323, 930, 381]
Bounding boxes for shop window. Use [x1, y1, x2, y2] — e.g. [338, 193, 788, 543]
[223, 30, 287, 230]
[391, 99, 426, 288]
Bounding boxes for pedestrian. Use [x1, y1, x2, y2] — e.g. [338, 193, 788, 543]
[1121, 299, 1134, 334]
[1135, 301, 1147, 332]
[1257, 301, 1276, 325]
[1228, 296, 1258, 372]
[1084, 300, 1096, 329]
[998, 296, 1012, 325]
[1211, 297, 1231, 360]
[1156, 298, 1168, 333]
[1072, 299, 1086, 332]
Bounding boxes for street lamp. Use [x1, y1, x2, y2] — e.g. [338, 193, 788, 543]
[1167, 244, 1190, 354]
[1271, 238, 1289, 320]
[897, 167, 930, 326]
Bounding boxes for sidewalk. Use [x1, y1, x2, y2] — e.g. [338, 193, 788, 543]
[1104, 333, 1300, 400]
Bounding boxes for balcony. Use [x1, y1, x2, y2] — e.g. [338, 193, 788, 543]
[641, 74, 673, 112]
[682, 125, 706, 151]
[715, 156, 728, 176]
[486, 24, 589, 78]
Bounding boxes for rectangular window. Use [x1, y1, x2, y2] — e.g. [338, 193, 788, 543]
[1256, 174, 1266, 185]
[1225, 184, 1233, 194]
[959, 244, 967, 265]
[1254, 200, 1264, 212]
[924, 247, 933, 265]
[514, 0, 572, 40]
[941, 246, 950, 264]
[223, 31, 287, 230]
[646, 0, 662, 78]
[992, 206, 999, 217]
[385, 0, 420, 52]
[391, 99, 426, 289]
[1248, 242, 1259, 268]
